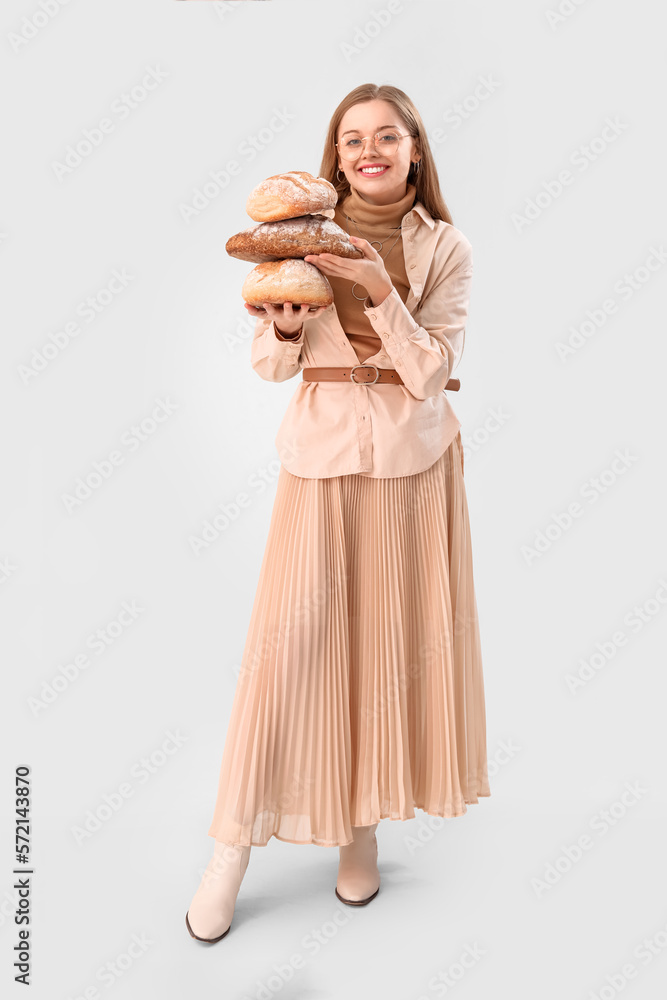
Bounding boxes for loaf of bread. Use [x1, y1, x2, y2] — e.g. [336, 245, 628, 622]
[246, 171, 337, 222]
[226, 214, 364, 264]
[242, 259, 333, 312]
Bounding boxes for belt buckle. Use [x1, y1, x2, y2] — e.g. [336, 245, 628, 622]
[350, 364, 380, 385]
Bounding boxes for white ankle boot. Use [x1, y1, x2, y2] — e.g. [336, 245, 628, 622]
[186, 840, 251, 942]
[336, 823, 380, 905]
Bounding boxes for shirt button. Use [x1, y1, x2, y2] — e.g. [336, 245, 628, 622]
[395, 360, 403, 366]
[370, 314, 377, 320]
[410, 264, 416, 269]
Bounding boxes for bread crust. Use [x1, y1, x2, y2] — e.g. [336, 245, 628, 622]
[242, 259, 334, 310]
[227, 214, 363, 264]
[246, 171, 337, 222]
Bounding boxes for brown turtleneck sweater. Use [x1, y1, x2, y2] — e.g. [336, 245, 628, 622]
[330, 182, 416, 364]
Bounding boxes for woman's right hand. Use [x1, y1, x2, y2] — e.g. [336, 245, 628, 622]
[244, 301, 329, 336]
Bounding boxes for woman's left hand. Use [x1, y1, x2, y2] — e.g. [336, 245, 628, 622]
[304, 237, 393, 304]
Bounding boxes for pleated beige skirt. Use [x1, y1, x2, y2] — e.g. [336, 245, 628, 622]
[207, 430, 490, 847]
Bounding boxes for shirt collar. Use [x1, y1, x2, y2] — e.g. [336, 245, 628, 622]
[408, 200, 436, 230]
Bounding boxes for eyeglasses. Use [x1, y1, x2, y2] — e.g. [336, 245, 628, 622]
[335, 129, 412, 161]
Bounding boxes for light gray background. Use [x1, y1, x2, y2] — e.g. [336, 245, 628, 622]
[2, 0, 666, 997]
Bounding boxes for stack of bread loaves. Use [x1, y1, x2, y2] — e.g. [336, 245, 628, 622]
[226, 171, 363, 313]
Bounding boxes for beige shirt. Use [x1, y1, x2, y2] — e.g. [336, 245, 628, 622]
[250, 187, 474, 479]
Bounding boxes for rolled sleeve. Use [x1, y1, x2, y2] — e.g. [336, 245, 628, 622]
[363, 249, 474, 399]
[250, 316, 306, 382]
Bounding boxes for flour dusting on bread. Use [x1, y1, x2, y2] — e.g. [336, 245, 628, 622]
[247, 171, 337, 222]
[236, 171, 345, 308]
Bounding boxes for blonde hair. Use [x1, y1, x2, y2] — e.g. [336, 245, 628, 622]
[318, 83, 454, 225]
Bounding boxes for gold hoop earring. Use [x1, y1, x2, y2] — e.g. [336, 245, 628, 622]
[336, 168, 346, 182]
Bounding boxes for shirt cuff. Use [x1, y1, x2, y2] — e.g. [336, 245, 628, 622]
[363, 286, 420, 347]
[264, 320, 304, 360]
[274, 324, 304, 343]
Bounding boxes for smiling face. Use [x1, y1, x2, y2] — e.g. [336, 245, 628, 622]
[336, 98, 420, 205]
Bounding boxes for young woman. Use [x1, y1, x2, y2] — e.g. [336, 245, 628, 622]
[186, 82, 491, 944]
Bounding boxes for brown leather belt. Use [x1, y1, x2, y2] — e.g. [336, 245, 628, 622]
[302, 365, 460, 390]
